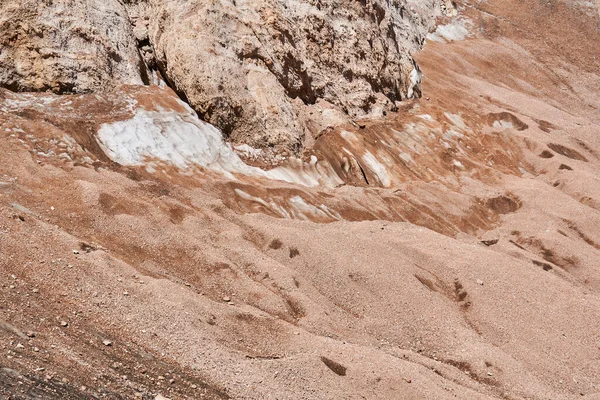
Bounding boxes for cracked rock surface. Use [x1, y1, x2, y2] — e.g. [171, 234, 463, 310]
[0, 0, 144, 93]
[143, 0, 453, 151]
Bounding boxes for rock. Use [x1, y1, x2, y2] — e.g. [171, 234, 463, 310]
[222, 296, 231, 303]
[144, 0, 455, 152]
[60, 321, 68, 327]
[477, 279, 484, 286]
[320, 356, 347, 376]
[0, 0, 144, 94]
[155, 395, 171, 400]
[480, 239, 499, 246]
[15, 343, 24, 349]
[102, 340, 112, 346]
[26, 331, 35, 338]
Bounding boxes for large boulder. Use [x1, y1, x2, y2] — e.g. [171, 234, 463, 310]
[0, 0, 144, 93]
[145, 0, 453, 152]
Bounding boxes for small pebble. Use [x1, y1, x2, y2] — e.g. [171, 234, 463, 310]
[102, 340, 112, 346]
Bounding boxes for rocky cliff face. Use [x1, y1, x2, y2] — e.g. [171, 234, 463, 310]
[0, 0, 145, 93]
[0, 0, 455, 153]
[142, 0, 453, 151]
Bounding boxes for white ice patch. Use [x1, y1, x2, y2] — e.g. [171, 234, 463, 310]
[427, 17, 473, 43]
[417, 114, 434, 121]
[362, 151, 391, 187]
[407, 65, 422, 99]
[399, 151, 414, 165]
[97, 108, 250, 173]
[444, 112, 467, 130]
[96, 106, 343, 188]
[288, 196, 338, 220]
[341, 130, 360, 144]
[492, 120, 514, 130]
[233, 190, 340, 221]
[234, 143, 263, 158]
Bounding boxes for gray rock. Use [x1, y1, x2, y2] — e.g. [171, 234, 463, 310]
[144, 0, 455, 152]
[0, 0, 144, 93]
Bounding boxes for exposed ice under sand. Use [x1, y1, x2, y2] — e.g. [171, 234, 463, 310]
[427, 17, 473, 43]
[97, 109, 244, 171]
[96, 103, 343, 187]
[95, 95, 471, 191]
[234, 189, 341, 221]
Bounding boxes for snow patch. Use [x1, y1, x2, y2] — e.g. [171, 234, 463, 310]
[492, 120, 515, 130]
[96, 108, 248, 172]
[234, 189, 341, 221]
[288, 196, 341, 221]
[427, 17, 473, 43]
[96, 106, 343, 188]
[362, 151, 392, 187]
[234, 143, 263, 158]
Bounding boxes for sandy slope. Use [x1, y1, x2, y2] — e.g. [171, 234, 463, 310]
[1, 0, 600, 399]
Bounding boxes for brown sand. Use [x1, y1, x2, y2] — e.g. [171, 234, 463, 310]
[1, 0, 600, 398]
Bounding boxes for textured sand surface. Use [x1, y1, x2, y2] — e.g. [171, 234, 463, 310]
[1, 0, 600, 399]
